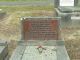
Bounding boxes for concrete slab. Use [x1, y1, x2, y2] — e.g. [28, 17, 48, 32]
[0, 40, 7, 46]
[22, 46, 57, 60]
[9, 40, 70, 60]
[57, 46, 70, 60]
[0, 42, 8, 60]
[0, 40, 8, 60]
[0, 46, 5, 54]
[9, 45, 26, 60]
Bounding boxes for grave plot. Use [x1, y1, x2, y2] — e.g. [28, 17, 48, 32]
[9, 17, 70, 60]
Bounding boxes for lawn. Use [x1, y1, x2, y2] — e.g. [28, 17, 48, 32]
[0, 0, 50, 2]
[62, 26, 80, 60]
[0, 5, 54, 12]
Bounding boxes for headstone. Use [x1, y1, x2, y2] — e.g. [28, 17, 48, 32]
[21, 18, 59, 40]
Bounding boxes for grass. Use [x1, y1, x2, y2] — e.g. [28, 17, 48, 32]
[0, 0, 50, 2]
[62, 27, 80, 60]
[0, 5, 54, 12]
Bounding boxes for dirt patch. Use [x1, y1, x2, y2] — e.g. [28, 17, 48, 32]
[62, 27, 80, 60]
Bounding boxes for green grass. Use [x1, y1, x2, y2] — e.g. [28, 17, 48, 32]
[0, 5, 54, 12]
[0, 0, 50, 2]
[0, 5, 55, 17]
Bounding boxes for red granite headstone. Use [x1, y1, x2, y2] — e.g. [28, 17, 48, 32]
[23, 19, 59, 40]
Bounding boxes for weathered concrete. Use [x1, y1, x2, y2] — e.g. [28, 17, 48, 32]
[0, 40, 8, 60]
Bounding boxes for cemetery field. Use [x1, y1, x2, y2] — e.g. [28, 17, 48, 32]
[0, 5, 80, 60]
